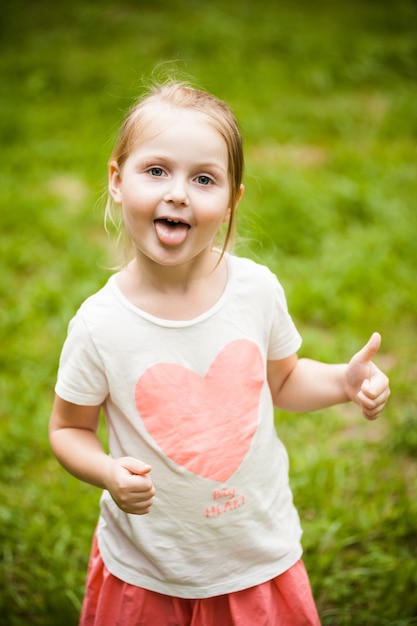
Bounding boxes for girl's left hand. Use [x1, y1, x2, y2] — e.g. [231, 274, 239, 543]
[345, 332, 391, 420]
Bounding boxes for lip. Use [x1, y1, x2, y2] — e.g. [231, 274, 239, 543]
[154, 216, 191, 227]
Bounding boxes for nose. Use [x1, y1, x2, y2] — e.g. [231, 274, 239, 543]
[164, 176, 190, 207]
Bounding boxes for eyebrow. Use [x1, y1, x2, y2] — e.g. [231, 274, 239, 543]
[198, 162, 228, 175]
[140, 154, 227, 175]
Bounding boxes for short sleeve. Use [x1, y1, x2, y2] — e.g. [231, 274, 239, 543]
[55, 311, 109, 406]
[267, 276, 302, 360]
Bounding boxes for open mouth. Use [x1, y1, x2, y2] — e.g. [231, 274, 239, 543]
[154, 218, 191, 247]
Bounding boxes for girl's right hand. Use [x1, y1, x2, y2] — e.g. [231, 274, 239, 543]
[106, 457, 155, 515]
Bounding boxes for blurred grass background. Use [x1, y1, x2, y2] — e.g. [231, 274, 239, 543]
[0, 0, 416, 623]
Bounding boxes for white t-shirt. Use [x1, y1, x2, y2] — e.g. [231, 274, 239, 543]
[55, 254, 303, 598]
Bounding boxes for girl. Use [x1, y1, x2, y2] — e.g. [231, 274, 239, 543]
[49, 81, 390, 626]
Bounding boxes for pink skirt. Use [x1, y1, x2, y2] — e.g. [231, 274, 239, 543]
[79, 534, 321, 626]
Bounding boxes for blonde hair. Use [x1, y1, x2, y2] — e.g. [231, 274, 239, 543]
[105, 81, 244, 260]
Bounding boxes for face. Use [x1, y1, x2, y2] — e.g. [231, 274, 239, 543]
[109, 107, 242, 273]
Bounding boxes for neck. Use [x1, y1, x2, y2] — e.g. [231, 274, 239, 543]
[133, 249, 222, 293]
[116, 250, 228, 320]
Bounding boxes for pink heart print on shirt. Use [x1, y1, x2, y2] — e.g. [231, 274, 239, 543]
[135, 339, 264, 481]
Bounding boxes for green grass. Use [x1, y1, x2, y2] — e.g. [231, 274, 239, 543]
[1, 0, 416, 623]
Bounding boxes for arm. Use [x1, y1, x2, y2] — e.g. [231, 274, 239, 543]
[267, 332, 390, 420]
[49, 395, 155, 514]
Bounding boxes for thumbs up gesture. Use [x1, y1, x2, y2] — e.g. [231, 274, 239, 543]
[345, 332, 390, 420]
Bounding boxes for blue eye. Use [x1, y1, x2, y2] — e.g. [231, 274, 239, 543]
[197, 175, 212, 186]
[149, 167, 164, 177]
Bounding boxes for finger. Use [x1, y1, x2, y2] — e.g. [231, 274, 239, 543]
[361, 377, 379, 399]
[363, 408, 381, 421]
[362, 399, 387, 420]
[135, 500, 154, 515]
[127, 474, 155, 500]
[358, 380, 390, 404]
[358, 393, 386, 413]
[124, 495, 155, 515]
[132, 486, 156, 514]
[132, 489, 155, 505]
[130, 477, 156, 497]
[111, 460, 155, 496]
[115, 480, 155, 514]
[358, 387, 390, 420]
[122, 457, 152, 476]
[362, 368, 390, 398]
[353, 332, 382, 365]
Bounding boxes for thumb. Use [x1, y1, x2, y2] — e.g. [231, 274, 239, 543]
[121, 457, 152, 476]
[352, 332, 382, 366]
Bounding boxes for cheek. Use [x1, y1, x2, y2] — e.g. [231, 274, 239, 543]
[121, 201, 144, 229]
[122, 188, 151, 216]
[199, 202, 229, 227]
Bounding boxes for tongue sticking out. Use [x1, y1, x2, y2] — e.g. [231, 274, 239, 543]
[154, 219, 190, 247]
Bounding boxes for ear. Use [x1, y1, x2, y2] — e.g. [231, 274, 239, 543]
[236, 184, 245, 206]
[223, 184, 245, 223]
[109, 161, 123, 205]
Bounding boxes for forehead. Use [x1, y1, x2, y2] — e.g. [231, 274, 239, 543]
[133, 104, 227, 151]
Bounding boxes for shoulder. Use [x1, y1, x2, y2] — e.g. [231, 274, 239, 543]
[76, 275, 121, 315]
[229, 253, 273, 278]
[67, 275, 121, 333]
[228, 254, 284, 295]
[61, 274, 133, 365]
